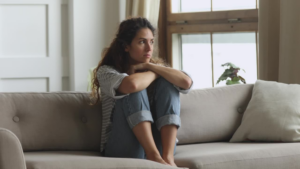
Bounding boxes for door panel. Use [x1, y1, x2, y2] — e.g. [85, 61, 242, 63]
[0, 0, 69, 92]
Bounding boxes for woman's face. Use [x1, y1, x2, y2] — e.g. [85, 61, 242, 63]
[125, 28, 154, 64]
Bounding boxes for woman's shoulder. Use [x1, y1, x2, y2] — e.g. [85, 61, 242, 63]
[99, 65, 113, 70]
[98, 65, 115, 72]
[97, 65, 120, 74]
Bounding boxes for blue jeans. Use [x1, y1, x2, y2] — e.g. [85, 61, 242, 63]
[104, 77, 181, 159]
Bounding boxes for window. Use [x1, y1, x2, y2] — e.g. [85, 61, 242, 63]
[166, 0, 259, 89]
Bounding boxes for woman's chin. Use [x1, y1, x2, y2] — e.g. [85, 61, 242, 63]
[140, 59, 150, 63]
[132, 58, 151, 64]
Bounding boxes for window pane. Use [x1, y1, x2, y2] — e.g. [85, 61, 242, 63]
[172, 0, 211, 13]
[171, 0, 181, 13]
[181, 34, 212, 89]
[213, 0, 256, 11]
[213, 32, 257, 87]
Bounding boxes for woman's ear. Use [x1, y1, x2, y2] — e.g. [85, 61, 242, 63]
[124, 45, 130, 52]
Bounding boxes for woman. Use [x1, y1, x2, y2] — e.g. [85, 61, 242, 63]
[91, 17, 192, 167]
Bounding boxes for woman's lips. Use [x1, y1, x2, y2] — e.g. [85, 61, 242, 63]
[144, 54, 151, 58]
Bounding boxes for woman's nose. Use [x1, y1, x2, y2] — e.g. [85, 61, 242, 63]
[145, 42, 152, 51]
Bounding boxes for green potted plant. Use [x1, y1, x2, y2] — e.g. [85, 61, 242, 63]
[216, 62, 246, 85]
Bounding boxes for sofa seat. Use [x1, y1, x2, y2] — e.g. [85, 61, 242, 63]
[24, 151, 178, 169]
[174, 142, 300, 169]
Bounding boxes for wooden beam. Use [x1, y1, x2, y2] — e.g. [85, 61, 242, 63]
[168, 9, 258, 22]
[168, 22, 258, 34]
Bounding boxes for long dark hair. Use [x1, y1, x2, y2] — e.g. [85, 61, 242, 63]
[90, 17, 166, 104]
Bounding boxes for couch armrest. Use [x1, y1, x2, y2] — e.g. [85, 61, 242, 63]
[0, 128, 26, 169]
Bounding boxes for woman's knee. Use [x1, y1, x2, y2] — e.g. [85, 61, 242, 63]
[154, 78, 179, 100]
[155, 77, 179, 93]
[156, 77, 173, 87]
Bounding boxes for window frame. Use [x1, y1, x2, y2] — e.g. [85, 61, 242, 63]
[166, 0, 259, 87]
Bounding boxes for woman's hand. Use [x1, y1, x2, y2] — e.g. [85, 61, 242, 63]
[127, 63, 148, 75]
[127, 63, 160, 79]
[146, 63, 192, 90]
[118, 63, 160, 94]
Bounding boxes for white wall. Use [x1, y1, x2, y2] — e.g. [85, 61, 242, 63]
[0, 0, 66, 92]
[0, 0, 126, 92]
[69, 0, 125, 91]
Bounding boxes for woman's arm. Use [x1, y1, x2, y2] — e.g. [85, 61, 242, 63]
[117, 71, 159, 94]
[117, 62, 192, 94]
[145, 63, 192, 90]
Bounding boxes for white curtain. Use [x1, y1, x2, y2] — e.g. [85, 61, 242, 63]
[259, 0, 300, 84]
[126, 0, 160, 27]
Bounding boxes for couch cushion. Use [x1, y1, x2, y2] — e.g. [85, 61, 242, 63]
[230, 80, 300, 142]
[177, 84, 253, 144]
[175, 142, 300, 169]
[24, 151, 179, 169]
[0, 92, 101, 151]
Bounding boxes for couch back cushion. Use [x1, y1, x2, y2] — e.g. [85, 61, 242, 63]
[177, 84, 253, 145]
[0, 92, 101, 152]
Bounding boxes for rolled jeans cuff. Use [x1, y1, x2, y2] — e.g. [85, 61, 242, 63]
[126, 110, 154, 129]
[156, 114, 181, 131]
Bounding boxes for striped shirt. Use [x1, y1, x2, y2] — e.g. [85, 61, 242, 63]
[97, 65, 192, 152]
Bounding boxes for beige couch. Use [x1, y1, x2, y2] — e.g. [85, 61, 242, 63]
[1, 84, 300, 169]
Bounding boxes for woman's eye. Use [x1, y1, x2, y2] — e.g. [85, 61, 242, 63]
[139, 40, 154, 44]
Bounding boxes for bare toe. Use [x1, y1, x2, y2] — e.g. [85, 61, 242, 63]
[147, 153, 169, 166]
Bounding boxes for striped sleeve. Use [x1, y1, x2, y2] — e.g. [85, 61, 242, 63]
[97, 65, 129, 99]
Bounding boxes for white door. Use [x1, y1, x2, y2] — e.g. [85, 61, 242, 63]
[0, 0, 69, 92]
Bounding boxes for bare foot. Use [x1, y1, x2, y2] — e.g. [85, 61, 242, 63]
[147, 153, 170, 166]
[163, 156, 177, 167]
